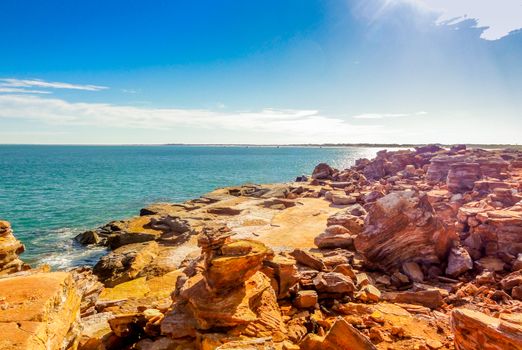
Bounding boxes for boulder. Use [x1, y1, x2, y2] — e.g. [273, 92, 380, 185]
[383, 287, 445, 309]
[331, 194, 356, 206]
[294, 290, 318, 309]
[205, 239, 273, 289]
[263, 255, 300, 299]
[475, 209, 522, 256]
[445, 247, 473, 277]
[93, 241, 159, 287]
[451, 308, 522, 350]
[161, 231, 286, 341]
[314, 225, 353, 249]
[0, 272, 81, 350]
[0, 220, 29, 275]
[300, 318, 377, 350]
[313, 272, 355, 294]
[354, 191, 454, 271]
[312, 163, 334, 180]
[402, 261, 424, 282]
[290, 249, 326, 271]
[326, 208, 365, 235]
[447, 162, 481, 193]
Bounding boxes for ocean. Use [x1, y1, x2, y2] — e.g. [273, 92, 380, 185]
[0, 145, 381, 269]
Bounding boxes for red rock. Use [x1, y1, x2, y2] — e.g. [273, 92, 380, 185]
[447, 162, 481, 193]
[300, 318, 377, 350]
[313, 272, 355, 294]
[314, 225, 354, 249]
[294, 290, 318, 309]
[383, 287, 445, 309]
[402, 261, 424, 282]
[264, 255, 300, 299]
[312, 163, 334, 180]
[445, 247, 473, 277]
[475, 209, 522, 256]
[290, 249, 326, 271]
[451, 308, 522, 350]
[0, 220, 29, 275]
[326, 209, 365, 235]
[354, 191, 454, 270]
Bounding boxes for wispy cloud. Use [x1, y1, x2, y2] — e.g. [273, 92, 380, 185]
[388, 0, 522, 40]
[0, 87, 51, 94]
[352, 111, 427, 119]
[0, 78, 108, 91]
[0, 94, 393, 139]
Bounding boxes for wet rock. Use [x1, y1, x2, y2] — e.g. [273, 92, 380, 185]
[312, 163, 334, 180]
[354, 191, 454, 271]
[451, 308, 522, 350]
[74, 230, 102, 245]
[93, 241, 159, 287]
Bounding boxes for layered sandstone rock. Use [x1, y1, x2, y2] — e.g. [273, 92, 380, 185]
[354, 191, 454, 270]
[475, 209, 522, 257]
[161, 229, 286, 345]
[451, 308, 522, 349]
[0, 272, 81, 350]
[447, 162, 481, 193]
[0, 220, 29, 275]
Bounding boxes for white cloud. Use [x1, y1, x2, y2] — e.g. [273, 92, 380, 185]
[392, 0, 522, 40]
[0, 94, 391, 140]
[0, 87, 51, 94]
[0, 78, 108, 91]
[352, 111, 427, 119]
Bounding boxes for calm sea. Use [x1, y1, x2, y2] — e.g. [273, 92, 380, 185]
[0, 145, 381, 269]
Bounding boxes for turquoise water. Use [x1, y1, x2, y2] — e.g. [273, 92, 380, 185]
[0, 145, 379, 269]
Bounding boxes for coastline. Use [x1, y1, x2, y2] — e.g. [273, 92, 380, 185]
[1, 144, 522, 349]
[1, 143, 521, 149]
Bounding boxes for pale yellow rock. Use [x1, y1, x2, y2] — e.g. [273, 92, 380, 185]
[0, 272, 81, 350]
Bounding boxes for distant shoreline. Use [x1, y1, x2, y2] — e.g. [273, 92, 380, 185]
[0, 143, 520, 149]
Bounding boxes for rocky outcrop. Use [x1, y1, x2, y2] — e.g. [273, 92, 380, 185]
[451, 308, 522, 349]
[0, 220, 29, 275]
[161, 228, 286, 345]
[0, 272, 81, 350]
[312, 163, 335, 180]
[93, 241, 160, 287]
[6, 145, 520, 350]
[447, 162, 481, 193]
[354, 191, 454, 270]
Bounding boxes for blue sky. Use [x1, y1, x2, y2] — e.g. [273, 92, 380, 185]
[0, 0, 521, 144]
